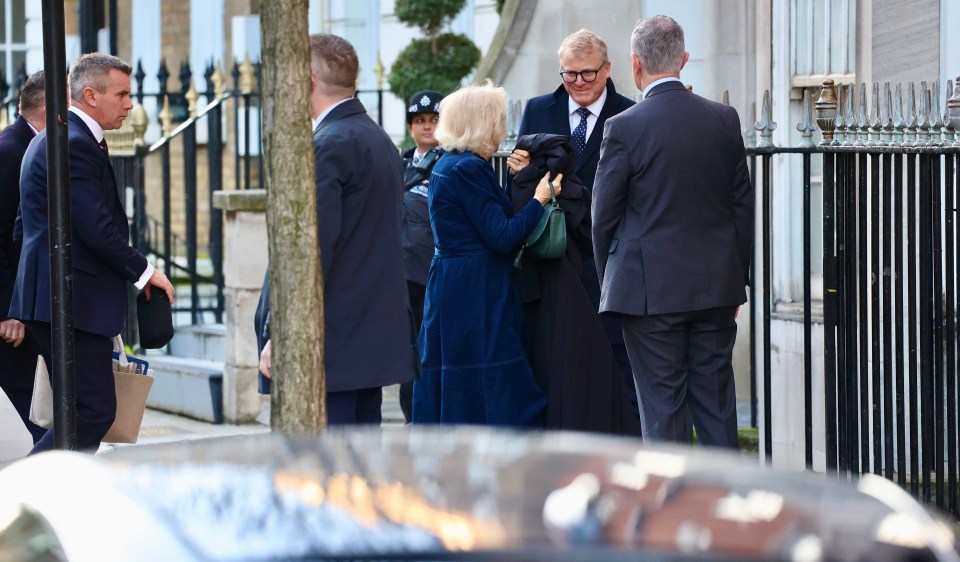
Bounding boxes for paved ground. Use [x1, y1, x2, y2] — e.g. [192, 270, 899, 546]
[1, 384, 407, 469]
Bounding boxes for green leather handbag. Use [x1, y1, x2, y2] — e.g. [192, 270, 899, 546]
[514, 179, 566, 267]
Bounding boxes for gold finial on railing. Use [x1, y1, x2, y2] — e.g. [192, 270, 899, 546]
[374, 52, 385, 90]
[814, 79, 838, 145]
[721, 89, 729, 105]
[130, 104, 148, 146]
[239, 54, 255, 95]
[160, 95, 174, 136]
[211, 61, 225, 99]
[685, 84, 693, 92]
[185, 78, 198, 118]
[0, 107, 8, 129]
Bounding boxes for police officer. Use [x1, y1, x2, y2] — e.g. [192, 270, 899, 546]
[399, 90, 443, 423]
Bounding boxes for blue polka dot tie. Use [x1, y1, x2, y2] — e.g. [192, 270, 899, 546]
[571, 107, 590, 154]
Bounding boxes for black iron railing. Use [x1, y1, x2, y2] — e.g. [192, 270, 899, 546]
[749, 78, 960, 517]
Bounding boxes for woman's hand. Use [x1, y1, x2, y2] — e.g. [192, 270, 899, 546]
[534, 172, 563, 205]
[507, 149, 531, 175]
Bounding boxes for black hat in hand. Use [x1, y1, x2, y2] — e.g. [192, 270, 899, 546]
[137, 290, 174, 349]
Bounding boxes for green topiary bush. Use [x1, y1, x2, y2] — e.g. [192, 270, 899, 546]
[389, 35, 480, 105]
[388, 0, 482, 104]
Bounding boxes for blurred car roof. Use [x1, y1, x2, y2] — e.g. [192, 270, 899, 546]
[0, 427, 957, 562]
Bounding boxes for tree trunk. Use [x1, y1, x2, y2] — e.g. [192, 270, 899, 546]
[259, 0, 326, 432]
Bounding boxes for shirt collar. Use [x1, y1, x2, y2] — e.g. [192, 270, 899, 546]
[641, 76, 682, 99]
[27, 122, 39, 135]
[312, 97, 352, 132]
[69, 105, 104, 142]
[568, 86, 607, 118]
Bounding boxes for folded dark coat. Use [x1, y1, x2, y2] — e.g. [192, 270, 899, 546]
[510, 133, 641, 436]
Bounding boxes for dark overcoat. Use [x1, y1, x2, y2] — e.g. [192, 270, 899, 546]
[517, 79, 635, 352]
[0, 116, 44, 440]
[413, 150, 546, 427]
[312, 98, 416, 392]
[10, 111, 147, 337]
[511, 134, 640, 436]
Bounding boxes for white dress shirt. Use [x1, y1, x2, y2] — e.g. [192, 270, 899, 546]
[567, 87, 608, 143]
[312, 97, 352, 132]
[641, 76, 683, 99]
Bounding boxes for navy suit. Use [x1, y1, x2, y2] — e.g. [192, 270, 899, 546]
[0, 116, 45, 443]
[516, 78, 638, 416]
[10, 110, 148, 453]
[593, 80, 754, 448]
[256, 99, 416, 425]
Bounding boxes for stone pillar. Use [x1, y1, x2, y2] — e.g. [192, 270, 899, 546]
[212, 189, 267, 423]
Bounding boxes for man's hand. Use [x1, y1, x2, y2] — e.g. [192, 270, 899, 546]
[507, 149, 531, 175]
[0, 318, 25, 347]
[259, 340, 271, 379]
[143, 267, 175, 303]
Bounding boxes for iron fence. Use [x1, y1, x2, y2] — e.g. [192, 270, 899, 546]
[748, 78, 960, 517]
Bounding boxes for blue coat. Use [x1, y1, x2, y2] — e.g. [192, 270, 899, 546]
[10, 111, 147, 337]
[412, 151, 546, 427]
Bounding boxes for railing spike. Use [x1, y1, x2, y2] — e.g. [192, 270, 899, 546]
[722, 89, 729, 105]
[891, 82, 905, 147]
[905, 82, 917, 146]
[842, 84, 855, 146]
[947, 77, 960, 147]
[160, 94, 173, 137]
[239, 54, 255, 95]
[130, 104, 149, 147]
[854, 82, 868, 146]
[929, 81, 942, 146]
[868, 82, 882, 146]
[157, 58, 170, 97]
[917, 81, 931, 146]
[754, 90, 777, 147]
[815, 79, 838, 146]
[744, 101, 757, 148]
[833, 82, 846, 145]
[880, 83, 894, 146]
[797, 88, 816, 148]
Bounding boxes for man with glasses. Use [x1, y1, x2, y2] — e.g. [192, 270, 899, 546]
[507, 29, 633, 191]
[506, 29, 639, 425]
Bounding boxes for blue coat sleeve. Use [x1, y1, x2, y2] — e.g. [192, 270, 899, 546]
[456, 158, 543, 256]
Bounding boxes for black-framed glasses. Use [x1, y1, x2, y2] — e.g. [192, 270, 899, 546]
[559, 64, 606, 83]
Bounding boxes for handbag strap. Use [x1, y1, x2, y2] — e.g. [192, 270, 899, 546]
[114, 335, 129, 367]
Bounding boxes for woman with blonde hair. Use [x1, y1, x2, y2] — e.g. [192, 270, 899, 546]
[412, 81, 562, 426]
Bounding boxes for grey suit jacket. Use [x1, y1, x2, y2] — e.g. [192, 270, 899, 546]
[313, 98, 416, 392]
[592, 81, 754, 317]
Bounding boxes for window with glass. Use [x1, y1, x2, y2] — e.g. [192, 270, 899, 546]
[777, 0, 856, 305]
[0, 0, 28, 118]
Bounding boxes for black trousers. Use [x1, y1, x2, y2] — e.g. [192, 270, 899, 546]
[621, 306, 739, 449]
[0, 329, 46, 443]
[27, 322, 116, 454]
[400, 280, 426, 424]
[327, 387, 383, 425]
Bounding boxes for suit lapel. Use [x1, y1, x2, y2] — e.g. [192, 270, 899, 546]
[547, 86, 571, 136]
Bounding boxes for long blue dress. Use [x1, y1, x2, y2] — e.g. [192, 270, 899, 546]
[412, 150, 547, 426]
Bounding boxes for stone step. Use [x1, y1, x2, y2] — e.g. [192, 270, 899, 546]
[143, 354, 223, 424]
[166, 324, 226, 362]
